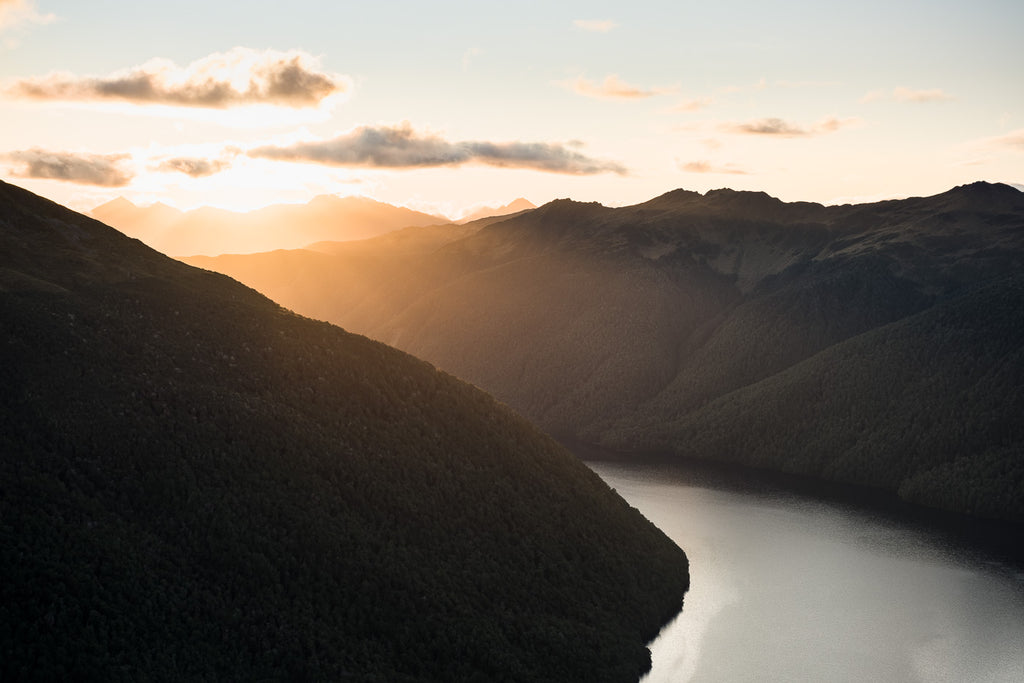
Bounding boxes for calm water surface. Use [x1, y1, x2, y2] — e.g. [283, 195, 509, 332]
[588, 462, 1024, 683]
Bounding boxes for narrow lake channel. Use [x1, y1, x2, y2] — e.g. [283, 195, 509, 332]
[588, 461, 1024, 683]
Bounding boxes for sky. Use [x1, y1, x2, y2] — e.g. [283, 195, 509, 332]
[0, 0, 1021, 218]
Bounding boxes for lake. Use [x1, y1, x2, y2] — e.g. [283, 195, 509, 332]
[588, 461, 1024, 683]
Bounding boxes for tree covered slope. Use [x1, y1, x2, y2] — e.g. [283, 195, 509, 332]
[0, 180, 688, 682]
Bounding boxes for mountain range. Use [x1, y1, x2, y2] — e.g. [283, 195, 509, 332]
[90, 194, 448, 256]
[186, 182, 1024, 522]
[91, 194, 536, 257]
[0, 180, 688, 681]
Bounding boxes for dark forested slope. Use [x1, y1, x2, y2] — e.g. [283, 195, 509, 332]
[0, 180, 688, 682]
[621, 275, 1024, 520]
[183, 182, 1024, 522]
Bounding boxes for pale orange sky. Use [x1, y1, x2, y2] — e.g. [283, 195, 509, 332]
[1, 0, 1022, 217]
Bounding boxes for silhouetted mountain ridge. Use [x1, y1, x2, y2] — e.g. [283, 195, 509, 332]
[186, 182, 1024, 521]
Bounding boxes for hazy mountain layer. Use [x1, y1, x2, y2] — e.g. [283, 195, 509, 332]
[0, 180, 688, 682]
[458, 197, 536, 223]
[184, 182, 1024, 522]
[91, 194, 447, 256]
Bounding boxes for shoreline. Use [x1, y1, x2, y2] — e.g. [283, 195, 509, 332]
[564, 438, 1024, 571]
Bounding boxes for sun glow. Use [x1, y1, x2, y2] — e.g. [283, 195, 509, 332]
[0, 1, 1020, 222]
[134, 157, 367, 213]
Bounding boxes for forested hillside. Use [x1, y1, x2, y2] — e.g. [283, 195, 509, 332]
[0, 180, 689, 682]
[186, 182, 1024, 522]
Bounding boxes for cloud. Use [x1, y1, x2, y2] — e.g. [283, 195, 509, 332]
[153, 156, 232, 178]
[248, 123, 626, 175]
[893, 87, 954, 103]
[677, 159, 749, 175]
[774, 79, 841, 89]
[721, 116, 857, 137]
[861, 86, 955, 104]
[573, 19, 617, 33]
[979, 128, 1024, 152]
[725, 118, 806, 136]
[5, 47, 349, 108]
[565, 74, 675, 100]
[859, 89, 887, 104]
[673, 96, 714, 112]
[0, 0, 54, 32]
[3, 148, 133, 186]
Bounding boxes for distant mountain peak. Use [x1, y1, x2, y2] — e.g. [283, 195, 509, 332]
[531, 197, 608, 219]
[931, 180, 1024, 212]
[950, 179, 1015, 192]
[657, 188, 703, 201]
[633, 187, 806, 222]
[309, 193, 377, 207]
[88, 193, 448, 256]
[635, 189, 703, 211]
[946, 180, 1019, 196]
[708, 185, 770, 198]
[544, 197, 603, 208]
[458, 197, 537, 223]
[94, 196, 137, 211]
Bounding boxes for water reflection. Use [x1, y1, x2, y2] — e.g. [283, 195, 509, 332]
[589, 462, 1024, 683]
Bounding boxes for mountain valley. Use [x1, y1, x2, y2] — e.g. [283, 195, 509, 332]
[186, 182, 1024, 522]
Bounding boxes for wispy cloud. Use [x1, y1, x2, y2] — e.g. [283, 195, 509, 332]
[979, 128, 1024, 152]
[564, 74, 675, 100]
[3, 148, 133, 186]
[0, 0, 54, 32]
[667, 79, 834, 113]
[248, 123, 626, 175]
[721, 116, 857, 137]
[672, 96, 714, 112]
[677, 159, 750, 175]
[774, 79, 841, 89]
[573, 19, 617, 33]
[893, 86, 954, 103]
[4, 47, 349, 108]
[861, 86, 955, 104]
[859, 89, 887, 104]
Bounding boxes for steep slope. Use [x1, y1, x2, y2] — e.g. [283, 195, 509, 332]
[91, 194, 447, 256]
[0, 180, 688, 682]
[179, 182, 1024, 521]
